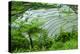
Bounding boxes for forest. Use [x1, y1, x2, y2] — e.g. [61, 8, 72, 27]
[9, 1, 78, 53]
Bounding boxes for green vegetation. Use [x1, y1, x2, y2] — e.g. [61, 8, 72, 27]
[11, 2, 57, 16]
[10, 1, 78, 53]
[10, 1, 58, 23]
[11, 26, 78, 52]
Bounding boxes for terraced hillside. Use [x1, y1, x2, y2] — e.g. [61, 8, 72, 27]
[9, 2, 78, 52]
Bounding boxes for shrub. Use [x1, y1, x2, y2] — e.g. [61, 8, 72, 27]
[55, 32, 71, 42]
[63, 39, 78, 49]
[49, 41, 64, 50]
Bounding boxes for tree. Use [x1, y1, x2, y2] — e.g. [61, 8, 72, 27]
[14, 17, 46, 51]
[68, 5, 78, 14]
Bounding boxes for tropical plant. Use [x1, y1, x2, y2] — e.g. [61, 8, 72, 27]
[14, 18, 47, 51]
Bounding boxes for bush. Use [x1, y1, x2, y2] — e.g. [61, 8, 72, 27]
[63, 39, 78, 49]
[55, 32, 71, 42]
[11, 28, 30, 52]
[49, 41, 64, 50]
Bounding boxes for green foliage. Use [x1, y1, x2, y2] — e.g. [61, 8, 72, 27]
[54, 26, 78, 42]
[11, 27, 78, 52]
[11, 28, 30, 52]
[10, 1, 78, 52]
[11, 20, 78, 52]
[69, 5, 78, 14]
[49, 42, 64, 50]
[63, 39, 78, 49]
[55, 32, 71, 42]
[11, 15, 48, 52]
[11, 1, 58, 16]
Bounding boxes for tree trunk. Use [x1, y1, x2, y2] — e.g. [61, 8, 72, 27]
[28, 33, 33, 49]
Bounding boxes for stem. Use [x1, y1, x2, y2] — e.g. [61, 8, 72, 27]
[28, 33, 33, 50]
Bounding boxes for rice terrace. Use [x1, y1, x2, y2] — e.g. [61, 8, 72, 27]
[9, 1, 78, 53]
